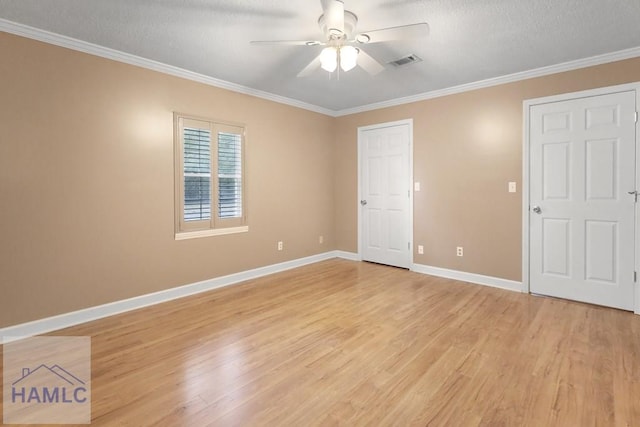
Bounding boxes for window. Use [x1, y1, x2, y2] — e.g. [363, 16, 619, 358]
[174, 113, 247, 239]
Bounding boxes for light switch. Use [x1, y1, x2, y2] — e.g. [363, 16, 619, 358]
[414, 182, 421, 192]
[508, 182, 517, 193]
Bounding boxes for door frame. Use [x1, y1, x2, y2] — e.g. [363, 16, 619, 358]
[522, 82, 640, 314]
[357, 119, 414, 268]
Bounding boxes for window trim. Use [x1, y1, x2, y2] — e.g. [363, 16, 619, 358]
[174, 226, 249, 241]
[174, 112, 247, 240]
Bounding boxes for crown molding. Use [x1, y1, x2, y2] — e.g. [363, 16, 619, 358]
[2, 18, 639, 118]
[0, 19, 335, 117]
[334, 45, 640, 117]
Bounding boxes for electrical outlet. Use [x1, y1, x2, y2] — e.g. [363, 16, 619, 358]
[319, 235, 324, 244]
[508, 182, 517, 193]
[277, 241, 283, 251]
[456, 246, 463, 257]
[418, 245, 424, 255]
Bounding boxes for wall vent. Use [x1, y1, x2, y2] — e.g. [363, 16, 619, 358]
[388, 54, 423, 67]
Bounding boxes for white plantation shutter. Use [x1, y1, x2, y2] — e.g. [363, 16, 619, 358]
[218, 132, 242, 218]
[175, 115, 246, 235]
[183, 127, 212, 222]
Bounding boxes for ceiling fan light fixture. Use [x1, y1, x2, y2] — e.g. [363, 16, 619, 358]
[320, 47, 338, 72]
[339, 46, 358, 72]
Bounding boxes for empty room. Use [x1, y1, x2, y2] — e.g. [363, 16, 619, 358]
[1, 0, 640, 425]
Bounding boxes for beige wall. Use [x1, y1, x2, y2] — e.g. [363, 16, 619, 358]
[335, 57, 640, 281]
[1, 30, 639, 328]
[0, 33, 335, 327]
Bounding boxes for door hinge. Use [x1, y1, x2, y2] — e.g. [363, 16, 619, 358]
[635, 111, 638, 123]
[408, 242, 411, 250]
[635, 271, 637, 282]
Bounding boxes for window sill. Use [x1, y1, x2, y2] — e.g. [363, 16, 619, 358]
[175, 226, 249, 241]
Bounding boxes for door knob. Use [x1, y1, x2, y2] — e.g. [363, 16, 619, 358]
[532, 206, 542, 214]
[360, 200, 368, 206]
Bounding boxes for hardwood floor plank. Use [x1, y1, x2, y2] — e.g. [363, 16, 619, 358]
[1, 259, 639, 426]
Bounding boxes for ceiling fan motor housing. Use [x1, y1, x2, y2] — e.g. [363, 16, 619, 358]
[318, 10, 358, 40]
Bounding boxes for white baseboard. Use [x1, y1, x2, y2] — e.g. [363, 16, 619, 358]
[1, 251, 350, 344]
[335, 251, 360, 261]
[411, 263, 523, 292]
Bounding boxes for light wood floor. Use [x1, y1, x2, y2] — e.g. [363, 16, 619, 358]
[2, 259, 640, 426]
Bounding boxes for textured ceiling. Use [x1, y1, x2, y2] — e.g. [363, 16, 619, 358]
[1, 0, 640, 112]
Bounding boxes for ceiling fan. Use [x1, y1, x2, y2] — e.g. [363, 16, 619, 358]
[250, 0, 429, 77]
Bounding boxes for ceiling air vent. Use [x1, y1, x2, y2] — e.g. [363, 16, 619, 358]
[388, 54, 423, 68]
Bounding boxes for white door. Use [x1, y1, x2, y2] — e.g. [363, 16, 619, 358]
[359, 122, 411, 269]
[529, 90, 636, 310]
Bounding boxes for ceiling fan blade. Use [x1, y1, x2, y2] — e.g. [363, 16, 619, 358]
[357, 49, 385, 76]
[251, 40, 324, 46]
[321, 0, 345, 34]
[356, 22, 429, 44]
[297, 55, 322, 77]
